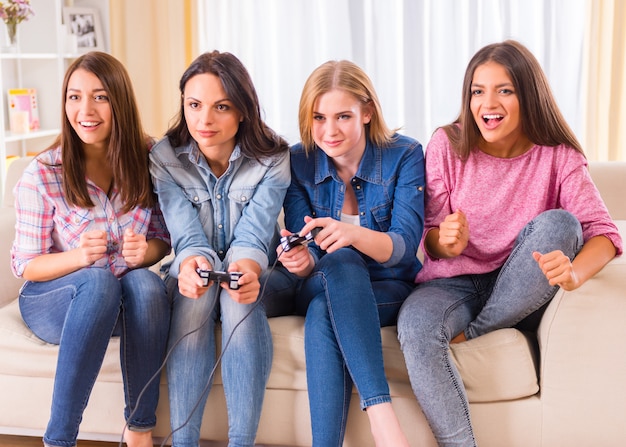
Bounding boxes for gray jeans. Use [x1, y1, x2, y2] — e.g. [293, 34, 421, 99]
[397, 209, 583, 447]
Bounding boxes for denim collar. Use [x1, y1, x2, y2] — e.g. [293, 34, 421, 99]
[313, 138, 383, 185]
[177, 140, 243, 169]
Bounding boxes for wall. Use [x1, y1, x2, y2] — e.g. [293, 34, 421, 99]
[108, 0, 196, 139]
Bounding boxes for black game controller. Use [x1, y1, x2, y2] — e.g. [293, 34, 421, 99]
[196, 268, 242, 290]
[280, 227, 322, 252]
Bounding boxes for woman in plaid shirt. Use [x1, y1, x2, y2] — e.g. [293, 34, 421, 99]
[10, 52, 171, 447]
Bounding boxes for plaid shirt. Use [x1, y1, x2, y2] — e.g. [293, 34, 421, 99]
[11, 147, 170, 278]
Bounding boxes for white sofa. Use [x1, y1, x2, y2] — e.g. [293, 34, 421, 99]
[1, 158, 625, 447]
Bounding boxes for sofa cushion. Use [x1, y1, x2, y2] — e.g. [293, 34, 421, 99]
[383, 325, 539, 403]
[0, 300, 118, 382]
[266, 315, 307, 391]
[0, 298, 229, 388]
[267, 315, 539, 403]
[451, 328, 539, 402]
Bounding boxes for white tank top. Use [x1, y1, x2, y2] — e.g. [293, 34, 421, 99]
[341, 213, 360, 226]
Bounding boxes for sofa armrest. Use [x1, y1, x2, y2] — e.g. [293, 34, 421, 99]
[0, 210, 23, 308]
[537, 220, 626, 444]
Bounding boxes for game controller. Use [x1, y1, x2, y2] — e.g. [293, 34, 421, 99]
[280, 227, 322, 252]
[196, 268, 242, 290]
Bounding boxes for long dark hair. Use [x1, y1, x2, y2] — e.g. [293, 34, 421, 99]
[47, 51, 153, 211]
[443, 39, 583, 160]
[166, 50, 288, 160]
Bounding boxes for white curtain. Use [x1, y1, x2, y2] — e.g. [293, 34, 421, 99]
[197, 0, 586, 150]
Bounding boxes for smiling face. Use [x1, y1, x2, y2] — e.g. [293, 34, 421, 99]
[311, 88, 372, 164]
[183, 73, 242, 159]
[470, 61, 529, 157]
[65, 68, 112, 151]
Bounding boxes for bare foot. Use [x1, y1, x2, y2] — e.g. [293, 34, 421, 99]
[366, 402, 410, 447]
[450, 331, 467, 344]
[124, 429, 153, 447]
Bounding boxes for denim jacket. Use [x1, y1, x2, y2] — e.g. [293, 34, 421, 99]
[285, 133, 425, 282]
[149, 137, 290, 278]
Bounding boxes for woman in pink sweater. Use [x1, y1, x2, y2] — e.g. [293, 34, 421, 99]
[397, 39, 622, 447]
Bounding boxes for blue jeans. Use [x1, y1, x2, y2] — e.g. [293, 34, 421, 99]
[19, 268, 170, 447]
[275, 248, 413, 447]
[165, 275, 273, 447]
[397, 210, 583, 447]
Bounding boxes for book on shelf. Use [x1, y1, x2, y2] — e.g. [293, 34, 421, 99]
[7, 88, 40, 133]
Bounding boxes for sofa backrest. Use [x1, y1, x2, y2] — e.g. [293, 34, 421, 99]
[2, 156, 33, 208]
[0, 159, 623, 301]
[2, 157, 623, 214]
[588, 162, 626, 221]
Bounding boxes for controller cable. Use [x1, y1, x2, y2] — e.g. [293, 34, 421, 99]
[119, 249, 286, 447]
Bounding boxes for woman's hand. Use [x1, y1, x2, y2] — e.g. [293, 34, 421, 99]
[178, 255, 213, 299]
[23, 230, 108, 281]
[122, 228, 148, 268]
[438, 210, 469, 255]
[224, 260, 260, 305]
[300, 216, 355, 253]
[298, 215, 394, 263]
[78, 230, 108, 266]
[533, 235, 617, 292]
[533, 250, 580, 291]
[425, 209, 469, 259]
[277, 228, 316, 277]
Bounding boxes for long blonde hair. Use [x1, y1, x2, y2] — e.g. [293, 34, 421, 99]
[298, 60, 397, 152]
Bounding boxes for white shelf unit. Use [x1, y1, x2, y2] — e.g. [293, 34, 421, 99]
[0, 0, 110, 203]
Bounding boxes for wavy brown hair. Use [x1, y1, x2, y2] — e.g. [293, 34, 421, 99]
[298, 60, 397, 152]
[443, 39, 584, 160]
[45, 51, 153, 212]
[166, 50, 288, 160]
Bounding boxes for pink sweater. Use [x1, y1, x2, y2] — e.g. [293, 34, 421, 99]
[416, 128, 623, 283]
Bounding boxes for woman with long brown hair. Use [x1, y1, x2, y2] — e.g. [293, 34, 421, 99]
[397, 39, 622, 447]
[11, 51, 170, 447]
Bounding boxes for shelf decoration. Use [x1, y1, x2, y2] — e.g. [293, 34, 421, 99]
[0, 0, 34, 45]
[7, 88, 39, 133]
[63, 7, 105, 52]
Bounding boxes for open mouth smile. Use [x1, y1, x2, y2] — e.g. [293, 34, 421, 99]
[482, 114, 504, 124]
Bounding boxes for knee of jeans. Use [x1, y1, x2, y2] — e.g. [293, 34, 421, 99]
[316, 248, 365, 276]
[221, 295, 267, 331]
[535, 209, 580, 232]
[85, 268, 121, 296]
[122, 270, 167, 301]
[397, 297, 439, 347]
[532, 209, 583, 250]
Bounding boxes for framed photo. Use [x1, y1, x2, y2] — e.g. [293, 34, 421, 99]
[63, 7, 105, 53]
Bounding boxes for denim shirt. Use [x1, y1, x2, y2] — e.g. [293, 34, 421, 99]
[285, 133, 425, 282]
[149, 137, 290, 278]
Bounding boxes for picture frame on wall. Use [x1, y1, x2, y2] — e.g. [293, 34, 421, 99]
[63, 7, 105, 53]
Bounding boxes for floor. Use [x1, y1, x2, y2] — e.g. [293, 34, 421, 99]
[0, 436, 117, 446]
[0, 435, 241, 447]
